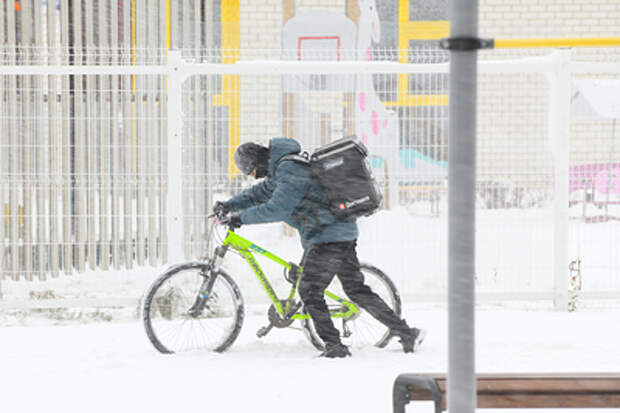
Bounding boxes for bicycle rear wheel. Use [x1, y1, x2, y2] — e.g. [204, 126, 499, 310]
[142, 262, 244, 354]
[302, 264, 401, 351]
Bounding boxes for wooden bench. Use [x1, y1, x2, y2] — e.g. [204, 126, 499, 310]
[393, 373, 620, 413]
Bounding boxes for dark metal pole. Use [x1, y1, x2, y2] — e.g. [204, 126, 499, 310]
[447, 1, 479, 412]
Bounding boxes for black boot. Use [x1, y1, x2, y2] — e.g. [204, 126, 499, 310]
[319, 343, 352, 358]
[398, 327, 426, 353]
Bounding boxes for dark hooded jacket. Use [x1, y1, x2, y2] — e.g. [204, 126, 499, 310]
[226, 138, 358, 250]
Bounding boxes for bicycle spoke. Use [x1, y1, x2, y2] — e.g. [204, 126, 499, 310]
[303, 264, 399, 350]
[143, 265, 244, 354]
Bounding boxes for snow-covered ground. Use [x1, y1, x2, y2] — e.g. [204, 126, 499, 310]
[2, 206, 620, 412]
[2, 305, 620, 413]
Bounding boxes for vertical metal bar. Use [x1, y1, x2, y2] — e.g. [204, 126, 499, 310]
[99, 0, 110, 270]
[147, 0, 158, 266]
[21, 0, 33, 281]
[136, 0, 145, 266]
[204, 0, 214, 254]
[447, 1, 478, 413]
[122, 0, 133, 269]
[7, 0, 19, 281]
[194, 0, 201, 62]
[604, 119, 615, 220]
[203, 0, 211, 62]
[159, 0, 168, 264]
[169, 0, 176, 50]
[182, 0, 190, 58]
[85, 1, 96, 270]
[48, 0, 60, 277]
[193, 0, 204, 258]
[550, 49, 570, 311]
[34, 0, 46, 280]
[0, 0, 5, 288]
[74, 0, 86, 273]
[111, 0, 121, 269]
[60, 0, 72, 274]
[182, 0, 191, 258]
[167, 50, 184, 263]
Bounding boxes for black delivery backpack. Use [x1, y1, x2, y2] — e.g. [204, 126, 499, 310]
[277, 136, 383, 221]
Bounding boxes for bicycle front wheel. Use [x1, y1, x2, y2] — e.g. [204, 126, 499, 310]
[142, 262, 244, 354]
[302, 263, 401, 351]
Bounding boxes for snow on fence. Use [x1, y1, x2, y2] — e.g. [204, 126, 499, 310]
[0, 2, 619, 309]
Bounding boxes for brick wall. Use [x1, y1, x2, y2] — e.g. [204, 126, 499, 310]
[235, 0, 620, 186]
[239, 0, 281, 143]
[480, 0, 620, 38]
[477, 0, 620, 185]
[238, 0, 349, 143]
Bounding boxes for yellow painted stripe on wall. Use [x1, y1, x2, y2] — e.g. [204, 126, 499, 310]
[221, 0, 240, 64]
[397, 0, 450, 106]
[166, 0, 171, 50]
[404, 94, 448, 107]
[398, 0, 409, 23]
[221, 0, 241, 176]
[400, 21, 450, 40]
[384, 94, 448, 107]
[494, 37, 620, 49]
[397, 0, 410, 63]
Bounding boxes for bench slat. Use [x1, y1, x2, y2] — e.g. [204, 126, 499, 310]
[434, 377, 620, 393]
[394, 373, 620, 413]
[477, 394, 620, 408]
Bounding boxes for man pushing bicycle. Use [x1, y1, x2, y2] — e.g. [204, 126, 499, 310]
[213, 137, 425, 358]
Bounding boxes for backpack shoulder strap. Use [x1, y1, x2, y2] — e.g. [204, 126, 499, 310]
[276, 153, 310, 168]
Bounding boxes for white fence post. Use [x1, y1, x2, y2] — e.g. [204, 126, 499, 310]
[549, 49, 571, 311]
[167, 51, 186, 263]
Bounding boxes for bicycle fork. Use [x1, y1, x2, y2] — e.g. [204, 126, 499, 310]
[188, 266, 218, 318]
[188, 246, 229, 318]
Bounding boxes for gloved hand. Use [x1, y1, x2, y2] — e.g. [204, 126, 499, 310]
[213, 201, 230, 219]
[222, 212, 242, 229]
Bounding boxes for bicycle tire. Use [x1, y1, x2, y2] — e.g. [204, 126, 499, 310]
[142, 262, 245, 354]
[302, 263, 402, 351]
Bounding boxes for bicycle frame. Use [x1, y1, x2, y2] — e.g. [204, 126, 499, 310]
[218, 227, 358, 321]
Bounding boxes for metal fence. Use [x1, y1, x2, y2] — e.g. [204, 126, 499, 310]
[0, 1, 170, 281]
[0, 0, 215, 281]
[1, 1, 619, 310]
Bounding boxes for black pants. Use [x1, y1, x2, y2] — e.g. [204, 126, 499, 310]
[298, 240, 408, 346]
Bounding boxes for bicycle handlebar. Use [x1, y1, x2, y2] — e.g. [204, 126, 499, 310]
[208, 212, 237, 231]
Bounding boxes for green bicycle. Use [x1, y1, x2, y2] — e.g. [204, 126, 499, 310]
[142, 216, 402, 354]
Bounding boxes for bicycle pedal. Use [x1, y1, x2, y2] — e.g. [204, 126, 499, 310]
[256, 324, 273, 338]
